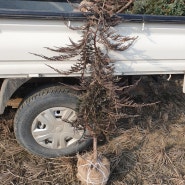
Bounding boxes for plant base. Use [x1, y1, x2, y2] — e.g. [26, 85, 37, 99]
[77, 153, 110, 185]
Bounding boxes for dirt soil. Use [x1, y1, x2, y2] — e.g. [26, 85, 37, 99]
[1, 75, 185, 185]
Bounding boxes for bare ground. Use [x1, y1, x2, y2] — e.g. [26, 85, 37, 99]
[1, 75, 185, 185]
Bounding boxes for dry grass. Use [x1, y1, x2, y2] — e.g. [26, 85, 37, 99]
[0, 111, 80, 185]
[1, 75, 185, 185]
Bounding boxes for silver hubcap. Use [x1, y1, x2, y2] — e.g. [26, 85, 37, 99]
[31, 107, 84, 149]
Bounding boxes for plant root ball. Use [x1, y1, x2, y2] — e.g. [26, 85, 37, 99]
[77, 153, 110, 185]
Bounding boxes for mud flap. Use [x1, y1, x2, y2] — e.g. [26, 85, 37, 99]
[0, 78, 30, 114]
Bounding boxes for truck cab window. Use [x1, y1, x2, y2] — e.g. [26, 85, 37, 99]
[0, 0, 80, 13]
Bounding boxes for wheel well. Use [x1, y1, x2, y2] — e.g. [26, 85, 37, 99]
[0, 77, 80, 114]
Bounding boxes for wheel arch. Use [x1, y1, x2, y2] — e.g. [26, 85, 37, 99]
[0, 77, 81, 115]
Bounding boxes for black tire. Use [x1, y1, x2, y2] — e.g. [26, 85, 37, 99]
[14, 86, 91, 158]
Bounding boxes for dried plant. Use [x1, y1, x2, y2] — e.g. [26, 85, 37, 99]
[35, 1, 138, 169]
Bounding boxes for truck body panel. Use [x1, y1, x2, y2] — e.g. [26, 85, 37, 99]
[0, 17, 185, 77]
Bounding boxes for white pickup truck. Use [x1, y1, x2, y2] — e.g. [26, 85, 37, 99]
[0, 0, 185, 158]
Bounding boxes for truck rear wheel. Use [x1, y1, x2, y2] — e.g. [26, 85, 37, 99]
[14, 86, 91, 158]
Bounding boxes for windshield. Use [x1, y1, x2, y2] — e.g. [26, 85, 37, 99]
[0, 0, 80, 13]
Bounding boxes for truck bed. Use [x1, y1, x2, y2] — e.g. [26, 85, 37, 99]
[0, 1, 185, 77]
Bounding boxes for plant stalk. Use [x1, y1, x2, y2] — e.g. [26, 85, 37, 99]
[93, 135, 98, 162]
